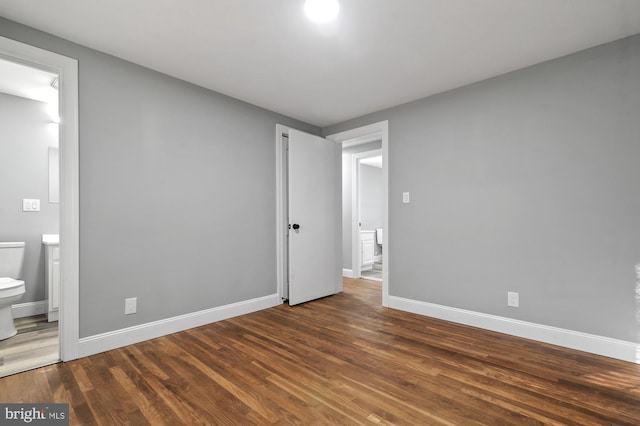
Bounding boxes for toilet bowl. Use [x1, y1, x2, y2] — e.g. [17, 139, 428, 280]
[0, 277, 26, 339]
[0, 242, 26, 340]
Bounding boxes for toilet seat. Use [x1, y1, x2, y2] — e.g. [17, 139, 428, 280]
[0, 277, 25, 298]
[0, 277, 24, 288]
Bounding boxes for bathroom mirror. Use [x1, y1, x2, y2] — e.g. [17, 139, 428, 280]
[48, 147, 59, 203]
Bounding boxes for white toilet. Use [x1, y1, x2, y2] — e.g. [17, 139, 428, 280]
[0, 242, 26, 340]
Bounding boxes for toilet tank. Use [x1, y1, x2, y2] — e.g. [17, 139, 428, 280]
[0, 242, 26, 279]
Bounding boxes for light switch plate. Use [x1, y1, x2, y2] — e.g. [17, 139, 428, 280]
[22, 199, 40, 211]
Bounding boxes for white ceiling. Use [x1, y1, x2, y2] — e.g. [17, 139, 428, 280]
[1, 0, 639, 127]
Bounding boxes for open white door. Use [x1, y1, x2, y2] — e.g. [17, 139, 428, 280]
[288, 129, 341, 305]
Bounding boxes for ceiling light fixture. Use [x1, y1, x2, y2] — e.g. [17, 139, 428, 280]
[304, 0, 340, 23]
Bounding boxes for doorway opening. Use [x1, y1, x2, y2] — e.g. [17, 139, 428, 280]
[0, 57, 60, 377]
[326, 121, 389, 307]
[353, 149, 383, 282]
[0, 36, 80, 368]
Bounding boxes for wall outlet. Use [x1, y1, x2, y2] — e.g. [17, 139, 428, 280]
[507, 292, 519, 308]
[22, 198, 41, 211]
[402, 192, 410, 203]
[125, 297, 137, 315]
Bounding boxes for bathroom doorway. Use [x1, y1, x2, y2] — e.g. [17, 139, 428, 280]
[0, 36, 79, 374]
[326, 121, 389, 307]
[356, 151, 383, 282]
[0, 57, 61, 377]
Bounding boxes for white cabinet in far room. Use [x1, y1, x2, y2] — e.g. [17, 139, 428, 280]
[361, 230, 375, 270]
[42, 234, 60, 322]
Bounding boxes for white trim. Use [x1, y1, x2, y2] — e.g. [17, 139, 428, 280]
[352, 154, 359, 279]
[275, 124, 291, 302]
[79, 294, 280, 358]
[374, 255, 382, 262]
[389, 296, 639, 364]
[0, 37, 80, 361]
[48, 310, 59, 322]
[11, 300, 47, 318]
[326, 122, 387, 144]
[327, 121, 389, 307]
[341, 132, 382, 148]
[342, 269, 354, 278]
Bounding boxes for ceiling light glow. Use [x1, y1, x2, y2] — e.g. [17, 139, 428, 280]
[304, 0, 340, 23]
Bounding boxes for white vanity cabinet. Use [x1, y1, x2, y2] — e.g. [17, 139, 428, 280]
[360, 230, 375, 270]
[42, 234, 60, 322]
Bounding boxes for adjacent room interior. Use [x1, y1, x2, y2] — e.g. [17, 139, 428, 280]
[0, 59, 60, 377]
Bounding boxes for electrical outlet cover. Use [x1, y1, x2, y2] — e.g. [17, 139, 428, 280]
[125, 297, 137, 315]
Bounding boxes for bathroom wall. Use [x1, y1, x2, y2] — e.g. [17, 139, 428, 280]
[360, 163, 383, 256]
[0, 92, 59, 304]
[1, 17, 319, 338]
[342, 141, 381, 270]
[325, 34, 640, 343]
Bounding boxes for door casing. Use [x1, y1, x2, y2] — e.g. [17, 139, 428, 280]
[0, 36, 80, 360]
[327, 121, 389, 307]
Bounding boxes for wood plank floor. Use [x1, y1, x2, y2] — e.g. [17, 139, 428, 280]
[0, 314, 59, 378]
[0, 278, 639, 425]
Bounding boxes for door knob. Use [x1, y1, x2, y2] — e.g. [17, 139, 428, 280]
[292, 224, 300, 230]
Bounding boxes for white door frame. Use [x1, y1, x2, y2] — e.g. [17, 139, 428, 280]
[351, 148, 382, 281]
[275, 124, 291, 302]
[0, 37, 80, 361]
[327, 121, 389, 307]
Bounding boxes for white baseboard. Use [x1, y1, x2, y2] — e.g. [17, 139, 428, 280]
[11, 300, 47, 318]
[78, 294, 280, 358]
[388, 296, 639, 364]
[48, 310, 59, 322]
[342, 268, 354, 278]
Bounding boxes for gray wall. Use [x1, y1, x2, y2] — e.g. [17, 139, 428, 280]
[325, 35, 640, 343]
[0, 93, 59, 303]
[341, 141, 381, 270]
[1, 18, 319, 338]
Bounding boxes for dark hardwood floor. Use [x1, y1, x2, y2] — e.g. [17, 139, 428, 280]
[1, 278, 639, 425]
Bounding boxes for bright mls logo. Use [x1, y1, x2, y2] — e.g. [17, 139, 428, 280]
[1, 404, 68, 425]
